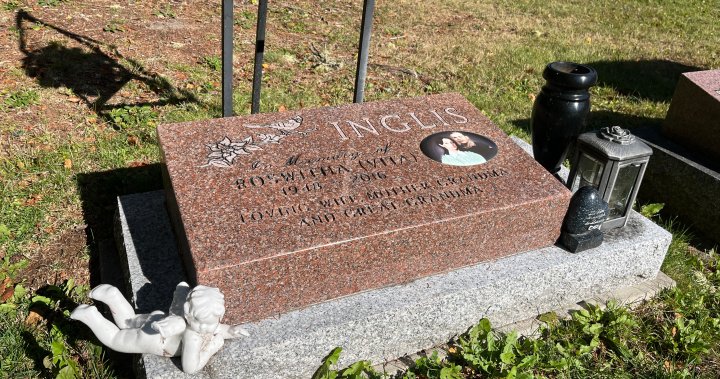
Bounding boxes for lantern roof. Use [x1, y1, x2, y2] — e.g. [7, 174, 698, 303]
[577, 126, 653, 160]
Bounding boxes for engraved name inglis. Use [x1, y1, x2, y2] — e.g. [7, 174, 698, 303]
[329, 107, 468, 140]
[203, 107, 470, 168]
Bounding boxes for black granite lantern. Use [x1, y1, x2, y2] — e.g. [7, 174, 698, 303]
[567, 126, 652, 231]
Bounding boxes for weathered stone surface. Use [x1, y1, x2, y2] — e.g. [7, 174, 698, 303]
[662, 70, 720, 162]
[114, 193, 186, 314]
[563, 186, 608, 235]
[635, 126, 720, 243]
[114, 189, 671, 379]
[157, 94, 571, 324]
[560, 186, 608, 253]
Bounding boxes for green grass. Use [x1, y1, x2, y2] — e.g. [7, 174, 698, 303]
[37, 0, 68, 7]
[235, 10, 256, 30]
[201, 55, 222, 72]
[153, 5, 176, 19]
[0, 0, 718, 377]
[0, 281, 115, 378]
[2, 89, 40, 109]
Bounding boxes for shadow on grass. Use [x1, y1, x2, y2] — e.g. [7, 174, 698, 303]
[511, 59, 702, 135]
[511, 110, 663, 137]
[21, 282, 133, 378]
[20, 330, 52, 378]
[587, 110, 663, 130]
[586, 59, 704, 103]
[15, 10, 198, 124]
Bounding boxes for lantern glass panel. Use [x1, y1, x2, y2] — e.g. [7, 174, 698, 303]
[607, 162, 642, 220]
[571, 152, 605, 191]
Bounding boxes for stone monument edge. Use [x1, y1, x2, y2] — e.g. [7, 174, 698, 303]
[157, 129, 198, 286]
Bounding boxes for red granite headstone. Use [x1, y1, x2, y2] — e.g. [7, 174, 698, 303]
[663, 70, 720, 162]
[158, 93, 571, 324]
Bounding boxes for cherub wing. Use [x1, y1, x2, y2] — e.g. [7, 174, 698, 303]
[169, 282, 191, 317]
[152, 315, 186, 337]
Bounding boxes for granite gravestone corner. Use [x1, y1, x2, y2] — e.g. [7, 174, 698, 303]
[157, 93, 572, 324]
[635, 69, 720, 243]
[662, 70, 720, 163]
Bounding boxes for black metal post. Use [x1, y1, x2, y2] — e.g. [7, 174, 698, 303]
[353, 0, 375, 104]
[221, 0, 233, 117]
[251, 0, 269, 114]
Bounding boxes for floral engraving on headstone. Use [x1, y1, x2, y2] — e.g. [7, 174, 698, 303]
[202, 116, 314, 167]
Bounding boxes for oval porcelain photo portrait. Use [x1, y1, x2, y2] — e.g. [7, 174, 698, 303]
[420, 131, 498, 166]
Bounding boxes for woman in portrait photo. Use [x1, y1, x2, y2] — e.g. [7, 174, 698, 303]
[438, 137, 487, 166]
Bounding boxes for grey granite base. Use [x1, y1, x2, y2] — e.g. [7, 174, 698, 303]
[115, 190, 671, 379]
[378, 271, 675, 375]
[635, 127, 720, 244]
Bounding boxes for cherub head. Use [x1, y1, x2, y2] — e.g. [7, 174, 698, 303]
[183, 285, 226, 334]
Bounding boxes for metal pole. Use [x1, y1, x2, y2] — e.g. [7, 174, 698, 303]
[221, 0, 233, 117]
[353, 0, 375, 104]
[251, 0, 269, 114]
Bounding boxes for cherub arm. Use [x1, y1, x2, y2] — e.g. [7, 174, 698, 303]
[151, 315, 186, 338]
[169, 282, 191, 317]
[216, 324, 249, 339]
[181, 329, 225, 374]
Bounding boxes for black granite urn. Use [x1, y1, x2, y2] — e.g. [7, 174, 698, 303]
[560, 186, 609, 253]
[531, 61, 598, 176]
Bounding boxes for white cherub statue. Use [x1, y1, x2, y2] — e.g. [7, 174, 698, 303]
[70, 282, 248, 374]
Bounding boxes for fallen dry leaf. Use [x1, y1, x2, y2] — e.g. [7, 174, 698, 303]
[127, 135, 140, 146]
[1, 280, 13, 303]
[128, 160, 147, 167]
[25, 309, 44, 327]
[278, 105, 287, 112]
[0, 288, 13, 302]
[63, 159, 72, 169]
[24, 194, 43, 206]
